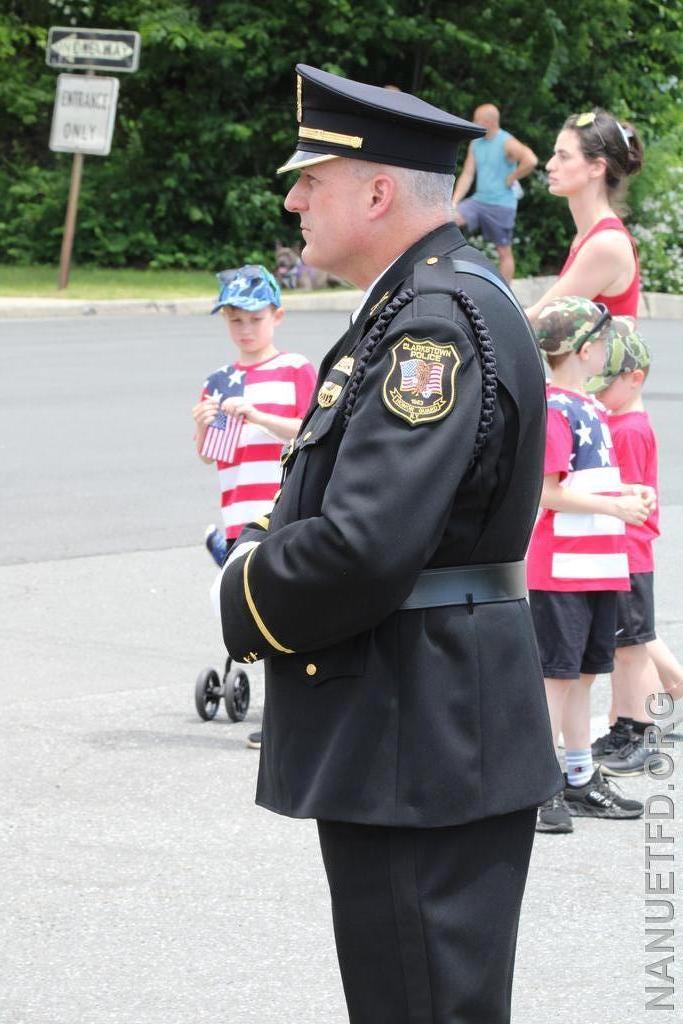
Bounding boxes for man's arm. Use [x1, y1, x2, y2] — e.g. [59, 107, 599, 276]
[452, 144, 476, 206]
[504, 136, 537, 186]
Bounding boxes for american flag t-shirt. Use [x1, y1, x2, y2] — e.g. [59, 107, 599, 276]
[527, 385, 630, 592]
[200, 352, 317, 540]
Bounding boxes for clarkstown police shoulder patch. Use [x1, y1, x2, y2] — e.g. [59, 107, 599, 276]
[382, 336, 461, 426]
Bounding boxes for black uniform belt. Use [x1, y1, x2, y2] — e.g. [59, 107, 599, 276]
[399, 561, 527, 610]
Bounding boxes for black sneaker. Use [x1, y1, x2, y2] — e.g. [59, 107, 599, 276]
[601, 733, 663, 777]
[246, 731, 261, 750]
[536, 793, 573, 833]
[591, 718, 633, 760]
[564, 767, 643, 819]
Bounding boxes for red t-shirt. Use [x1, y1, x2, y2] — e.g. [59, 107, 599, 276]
[528, 385, 630, 591]
[560, 216, 640, 317]
[608, 410, 659, 572]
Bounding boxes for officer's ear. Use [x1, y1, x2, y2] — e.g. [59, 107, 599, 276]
[367, 173, 397, 220]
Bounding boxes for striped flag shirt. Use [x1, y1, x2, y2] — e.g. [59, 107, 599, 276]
[528, 385, 630, 592]
[201, 351, 317, 540]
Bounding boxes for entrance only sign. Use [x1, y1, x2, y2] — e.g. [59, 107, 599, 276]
[49, 74, 119, 157]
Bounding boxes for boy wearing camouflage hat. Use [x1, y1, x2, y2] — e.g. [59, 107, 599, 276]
[587, 323, 682, 773]
[193, 264, 316, 569]
[527, 296, 656, 833]
[192, 265, 316, 748]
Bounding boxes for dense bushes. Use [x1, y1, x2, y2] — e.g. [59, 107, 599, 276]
[1, 0, 681, 289]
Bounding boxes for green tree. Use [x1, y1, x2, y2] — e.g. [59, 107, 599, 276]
[0, 0, 680, 286]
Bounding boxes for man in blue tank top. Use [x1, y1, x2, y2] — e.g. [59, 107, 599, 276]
[452, 103, 537, 282]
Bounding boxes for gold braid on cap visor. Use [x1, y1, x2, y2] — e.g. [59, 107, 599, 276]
[298, 126, 364, 149]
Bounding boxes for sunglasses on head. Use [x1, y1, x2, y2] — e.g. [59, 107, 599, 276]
[575, 110, 608, 149]
[576, 303, 611, 348]
[575, 110, 631, 153]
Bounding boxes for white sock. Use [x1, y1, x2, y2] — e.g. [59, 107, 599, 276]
[566, 748, 594, 787]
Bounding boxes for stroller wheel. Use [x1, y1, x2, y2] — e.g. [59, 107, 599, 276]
[194, 668, 222, 721]
[225, 669, 250, 722]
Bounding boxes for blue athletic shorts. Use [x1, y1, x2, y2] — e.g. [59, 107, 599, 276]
[457, 198, 516, 247]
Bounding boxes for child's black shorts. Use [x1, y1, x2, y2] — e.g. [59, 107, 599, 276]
[616, 572, 656, 647]
[529, 589, 618, 679]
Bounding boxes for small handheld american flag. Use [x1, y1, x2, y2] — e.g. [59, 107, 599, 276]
[200, 365, 246, 464]
[201, 409, 244, 463]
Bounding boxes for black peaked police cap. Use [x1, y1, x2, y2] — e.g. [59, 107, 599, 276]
[277, 64, 486, 175]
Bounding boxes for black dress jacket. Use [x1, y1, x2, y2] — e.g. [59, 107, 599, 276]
[220, 222, 563, 827]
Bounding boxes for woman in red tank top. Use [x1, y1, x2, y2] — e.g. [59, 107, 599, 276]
[526, 108, 644, 320]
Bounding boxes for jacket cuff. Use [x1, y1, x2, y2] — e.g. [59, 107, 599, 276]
[220, 546, 294, 664]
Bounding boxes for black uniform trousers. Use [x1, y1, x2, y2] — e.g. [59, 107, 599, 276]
[317, 807, 537, 1024]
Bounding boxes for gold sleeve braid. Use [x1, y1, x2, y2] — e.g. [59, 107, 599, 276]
[242, 548, 294, 654]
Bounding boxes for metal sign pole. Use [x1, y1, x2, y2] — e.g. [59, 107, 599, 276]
[47, 26, 138, 290]
[57, 151, 84, 291]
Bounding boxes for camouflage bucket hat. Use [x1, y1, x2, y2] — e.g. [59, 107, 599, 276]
[586, 318, 650, 393]
[211, 264, 282, 314]
[533, 296, 612, 356]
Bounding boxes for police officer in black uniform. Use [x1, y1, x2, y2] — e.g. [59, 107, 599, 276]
[220, 65, 562, 1024]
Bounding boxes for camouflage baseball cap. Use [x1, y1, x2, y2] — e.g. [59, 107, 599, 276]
[211, 264, 281, 314]
[586, 318, 650, 393]
[533, 296, 612, 355]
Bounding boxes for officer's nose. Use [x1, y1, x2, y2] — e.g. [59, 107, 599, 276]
[284, 178, 306, 213]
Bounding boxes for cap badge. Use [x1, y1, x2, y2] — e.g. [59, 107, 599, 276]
[296, 74, 302, 123]
[382, 336, 461, 426]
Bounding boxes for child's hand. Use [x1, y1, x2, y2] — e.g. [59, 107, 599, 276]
[623, 483, 657, 512]
[192, 396, 220, 427]
[221, 397, 258, 422]
[613, 492, 653, 525]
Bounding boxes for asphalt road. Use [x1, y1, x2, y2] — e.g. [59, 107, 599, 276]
[1, 312, 682, 566]
[0, 312, 681, 1023]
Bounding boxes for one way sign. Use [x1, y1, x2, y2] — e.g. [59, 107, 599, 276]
[46, 27, 140, 73]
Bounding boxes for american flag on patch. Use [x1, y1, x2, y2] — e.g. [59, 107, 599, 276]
[399, 358, 444, 397]
[200, 365, 245, 464]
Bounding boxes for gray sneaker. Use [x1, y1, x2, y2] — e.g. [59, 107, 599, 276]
[591, 718, 632, 760]
[564, 767, 643, 819]
[246, 730, 262, 750]
[601, 733, 663, 777]
[536, 792, 573, 833]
